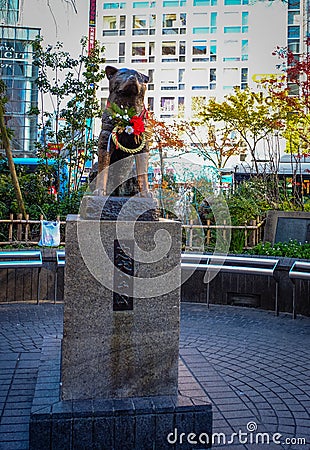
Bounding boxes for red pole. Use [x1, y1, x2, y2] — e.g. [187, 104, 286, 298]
[88, 0, 97, 53]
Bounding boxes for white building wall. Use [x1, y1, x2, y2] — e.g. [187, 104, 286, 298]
[98, 0, 287, 119]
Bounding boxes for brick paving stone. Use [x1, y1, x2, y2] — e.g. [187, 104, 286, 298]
[0, 302, 310, 449]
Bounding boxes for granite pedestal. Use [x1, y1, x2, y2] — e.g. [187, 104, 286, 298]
[61, 214, 181, 400]
[30, 198, 212, 448]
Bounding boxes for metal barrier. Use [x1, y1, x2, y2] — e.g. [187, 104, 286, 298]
[289, 261, 310, 319]
[181, 253, 280, 314]
[54, 250, 65, 304]
[0, 250, 43, 303]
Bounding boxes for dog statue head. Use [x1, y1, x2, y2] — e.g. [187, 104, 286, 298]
[105, 66, 149, 112]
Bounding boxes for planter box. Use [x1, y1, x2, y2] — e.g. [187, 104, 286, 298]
[181, 256, 310, 317]
[0, 248, 64, 303]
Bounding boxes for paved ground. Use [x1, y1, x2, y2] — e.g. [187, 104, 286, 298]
[0, 302, 309, 450]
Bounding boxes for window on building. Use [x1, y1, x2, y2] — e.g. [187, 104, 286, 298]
[178, 97, 185, 116]
[119, 42, 125, 56]
[288, 40, 300, 53]
[224, 26, 241, 33]
[161, 68, 178, 90]
[288, 0, 300, 9]
[161, 41, 186, 62]
[103, 15, 126, 35]
[163, 13, 176, 27]
[179, 68, 185, 84]
[103, 42, 118, 63]
[191, 68, 208, 90]
[150, 14, 156, 28]
[241, 67, 248, 89]
[133, 15, 147, 28]
[160, 97, 175, 114]
[242, 12, 248, 32]
[288, 26, 300, 38]
[0, 0, 19, 25]
[192, 40, 207, 62]
[210, 40, 217, 61]
[224, 0, 248, 4]
[103, 16, 117, 30]
[210, 68, 216, 89]
[149, 41, 155, 61]
[210, 12, 217, 32]
[192, 40, 207, 55]
[148, 68, 154, 90]
[148, 69, 154, 82]
[179, 41, 186, 55]
[241, 39, 248, 61]
[162, 13, 186, 34]
[194, 0, 217, 5]
[132, 42, 146, 55]
[163, 0, 186, 6]
[103, 2, 126, 9]
[120, 15, 126, 28]
[162, 41, 176, 55]
[133, 1, 156, 7]
[223, 67, 239, 89]
[223, 39, 240, 61]
[132, 15, 148, 34]
[179, 41, 186, 61]
[288, 11, 300, 24]
[148, 97, 154, 111]
[193, 12, 210, 34]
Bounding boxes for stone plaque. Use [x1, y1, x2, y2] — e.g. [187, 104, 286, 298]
[264, 211, 310, 244]
[275, 217, 310, 243]
[113, 240, 134, 311]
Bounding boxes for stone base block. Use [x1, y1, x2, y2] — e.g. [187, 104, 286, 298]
[61, 216, 181, 400]
[30, 337, 212, 450]
[80, 195, 160, 221]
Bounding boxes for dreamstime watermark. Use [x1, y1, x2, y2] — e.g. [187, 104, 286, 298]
[76, 156, 232, 298]
[167, 421, 307, 446]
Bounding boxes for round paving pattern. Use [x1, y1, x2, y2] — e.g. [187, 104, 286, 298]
[0, 302, 309, 449]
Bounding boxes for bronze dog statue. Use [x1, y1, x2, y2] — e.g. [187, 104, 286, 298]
[97, 66, 150, 197]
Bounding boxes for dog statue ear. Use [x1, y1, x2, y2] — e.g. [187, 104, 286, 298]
[105, 66, 118, 80]
[142, 74, 149, 83]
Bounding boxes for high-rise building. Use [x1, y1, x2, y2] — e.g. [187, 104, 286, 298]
[1, 1, 40, 155]
[0, 0, 40, 156]
[98, 1, 287, 119]
[0, 25, 40, 155]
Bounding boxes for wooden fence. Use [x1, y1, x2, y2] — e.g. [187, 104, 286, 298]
[0, 214, 265, 250]
[0, 214, 66, 246]
[183, 216, 265, 251]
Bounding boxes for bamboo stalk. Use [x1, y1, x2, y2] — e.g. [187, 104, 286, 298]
[25, 214, 30, 242]
[17, 213, 22, 241]
[8, 213, 13, 242]
[206, 219, 211, 245]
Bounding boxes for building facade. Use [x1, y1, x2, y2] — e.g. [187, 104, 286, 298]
[1, 1, 40, 155]
[0, 25, 40, 155]
[98, 0, 287, 119]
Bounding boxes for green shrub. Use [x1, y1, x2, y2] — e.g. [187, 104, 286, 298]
[246, 240, 310, 259]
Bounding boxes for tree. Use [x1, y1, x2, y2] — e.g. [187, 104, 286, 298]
[201, 87, 286, 174]
[0, 81, 27, 218]
[30, 36, 105, 195]
[177, 119, 244, 187]
[148, 114, 186, 188]
[262, 45, 310, 207]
